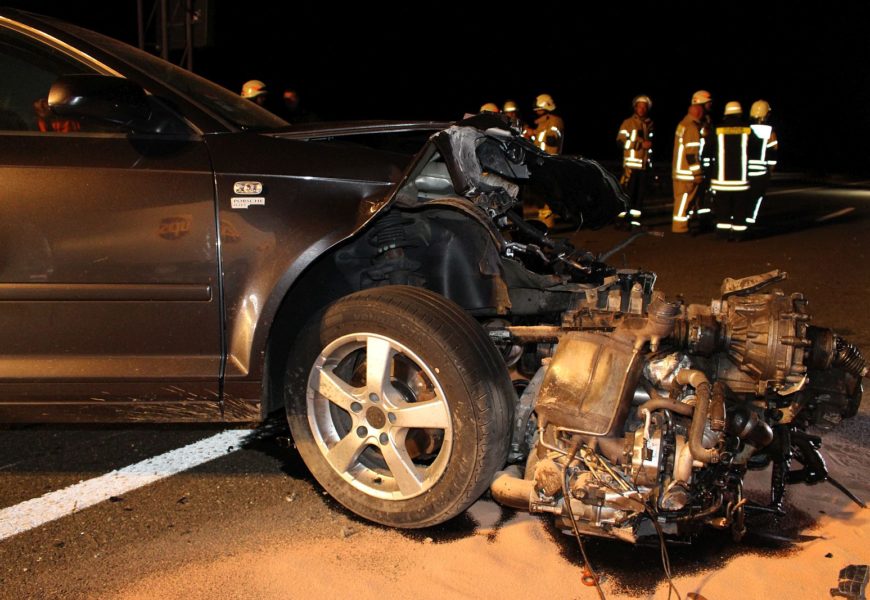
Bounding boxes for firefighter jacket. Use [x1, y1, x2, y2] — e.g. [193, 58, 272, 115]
[672, 114, 703, 183]
[617, 114, 654, 170]
[748, 122, 778, 177]
[532, 113, 565, 155]
[710, 115, 751, 192]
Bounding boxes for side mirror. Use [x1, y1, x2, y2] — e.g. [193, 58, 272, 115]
[48, 74, 152, 130]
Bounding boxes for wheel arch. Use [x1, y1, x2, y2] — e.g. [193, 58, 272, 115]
[258, 205, 511, 417]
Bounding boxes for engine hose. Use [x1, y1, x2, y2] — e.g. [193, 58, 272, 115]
[835, 336, 869, 378]
[490, 466, 535, 510]
[675, 369, 720, 464]
[636, 399, 694, 418]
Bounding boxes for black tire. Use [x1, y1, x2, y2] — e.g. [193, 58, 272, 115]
[285, 285, 514, 528]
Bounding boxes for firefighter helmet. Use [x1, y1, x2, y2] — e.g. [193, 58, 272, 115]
[480, 102, 500, 113]
[534, 94, 556, 112]
[632, 94, 652, 109]
[691, 90, 712, 105]
[241, 80, 267, 99]
[503, 100, 518, 113]
[724, 101, 743, 116]
[750, 100, 771, 119]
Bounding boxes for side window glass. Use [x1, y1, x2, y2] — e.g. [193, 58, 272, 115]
[0, 26, 191, 136]
[0, 26, 92, 133]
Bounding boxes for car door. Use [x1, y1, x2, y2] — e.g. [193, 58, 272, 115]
[0, 22, 222, 422]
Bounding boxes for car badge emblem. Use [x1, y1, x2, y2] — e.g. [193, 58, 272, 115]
[233, 181, 263, 195]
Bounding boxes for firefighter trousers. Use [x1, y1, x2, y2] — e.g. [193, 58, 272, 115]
[713, 190, 750, 230]
[621, 167, 648, 218]
[672, 180, 699, 233]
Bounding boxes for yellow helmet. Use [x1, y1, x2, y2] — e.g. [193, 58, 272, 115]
[534, 93, 556, 112]
[503, 100, 518, 113]
[632, 94, 652, 109]
[750, 100, 771, 119]
[480, 102, 500, 113]
[691, 90, 712, 105]
[241, 80, 267, 99]
[724, 101, 743, 116]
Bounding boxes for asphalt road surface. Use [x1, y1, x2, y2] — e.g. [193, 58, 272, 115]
[1, 180, 868, 599]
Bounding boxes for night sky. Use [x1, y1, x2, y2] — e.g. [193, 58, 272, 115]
[8, 1, 870, 175]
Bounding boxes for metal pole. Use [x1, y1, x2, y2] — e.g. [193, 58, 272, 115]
[136, 0, 145, 50]
[184, 0, 193, 71]
[159, 0, 169, 60]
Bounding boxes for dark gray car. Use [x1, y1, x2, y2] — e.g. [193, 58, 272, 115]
[0, 10, 864, 541]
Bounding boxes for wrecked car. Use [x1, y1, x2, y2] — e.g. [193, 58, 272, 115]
[0, 9, 864, 545]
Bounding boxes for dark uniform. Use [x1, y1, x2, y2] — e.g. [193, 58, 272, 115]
[746, 120, 778, 226]
[617, 109, 654, 222]
[710, 110, 751, 233]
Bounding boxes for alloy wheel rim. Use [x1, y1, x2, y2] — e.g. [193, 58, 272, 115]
[306, 333, 453, 500]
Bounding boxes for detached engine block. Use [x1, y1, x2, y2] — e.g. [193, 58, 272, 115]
[490, 269, 865, 544]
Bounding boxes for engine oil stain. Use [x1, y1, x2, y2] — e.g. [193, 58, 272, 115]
[547, 495, 817, 597]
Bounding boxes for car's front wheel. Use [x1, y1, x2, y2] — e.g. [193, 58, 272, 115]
[285, 286, 514, 528]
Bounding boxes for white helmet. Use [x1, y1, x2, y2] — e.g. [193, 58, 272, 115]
[534, 93, 556, 112]
[480, 102, 500, 113]
[724, 101, 743, 116]
[241, 80, 267, 99]
[691, 90, 712, 105]
[750, 100, 771, 119]
[632, 94, 652, 109]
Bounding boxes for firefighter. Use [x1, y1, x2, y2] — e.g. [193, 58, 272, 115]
[480, 102, 500, 114]
[710, 101, 752, 237]
[503, 100, 525, 132]
[616, 95, 654, 226]
[745, 100, 778, 228]
[691, 90, 715, 230]
[671, 95, 706, 233]
[241, 80, 268, 107]
[531, 93, 564, 155]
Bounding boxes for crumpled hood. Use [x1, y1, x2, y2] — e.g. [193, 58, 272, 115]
[432, 114, 627, 228]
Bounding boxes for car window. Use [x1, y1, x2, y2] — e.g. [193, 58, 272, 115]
[0, 25, 193, 136]
[59, 21, 288, 132]
[0, 25, 92, 132]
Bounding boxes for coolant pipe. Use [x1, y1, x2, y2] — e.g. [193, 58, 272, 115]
[490, 465, 535, 510]
[636, 399, 694, 418]
[675, 369, 720, 463]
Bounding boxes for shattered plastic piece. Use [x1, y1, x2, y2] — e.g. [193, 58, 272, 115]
[830, 565, 869, 600]
[720, 269, 786, 297]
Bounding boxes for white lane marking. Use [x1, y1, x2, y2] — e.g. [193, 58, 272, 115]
[0, 429, 253, 542]
[816, 207, 856, 222]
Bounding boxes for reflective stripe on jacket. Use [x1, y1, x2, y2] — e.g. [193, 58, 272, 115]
[532, 113, 565, 155]
[748, 123, 778, 176]
[711, 118, 751, 192]
[672, 114, 703, 182]
[617, 114, 654, 170]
